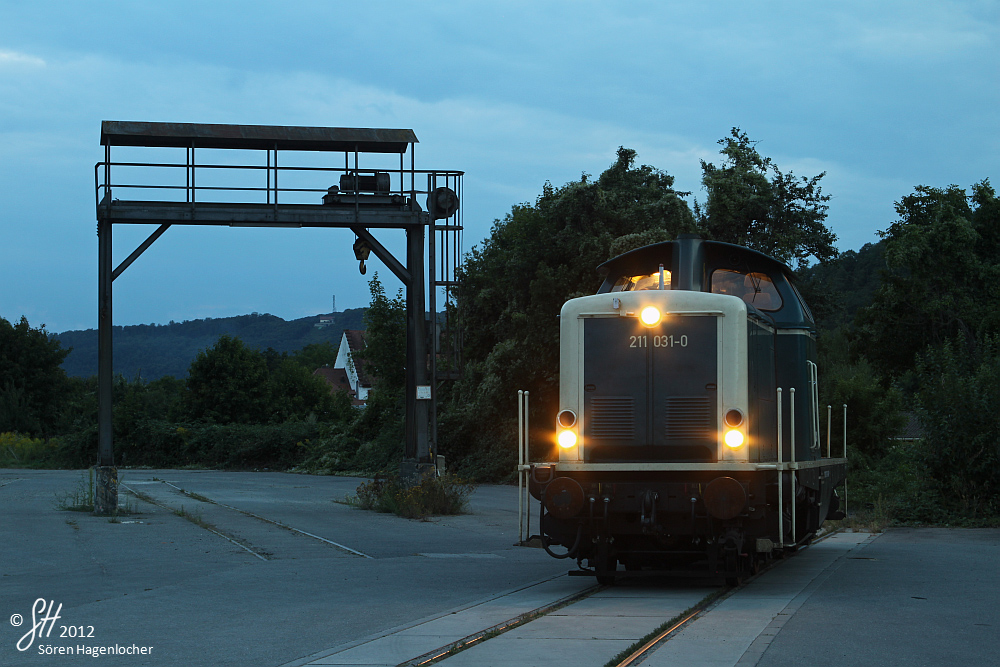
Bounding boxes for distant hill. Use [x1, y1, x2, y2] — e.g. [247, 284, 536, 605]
[55, 309, 366, 380]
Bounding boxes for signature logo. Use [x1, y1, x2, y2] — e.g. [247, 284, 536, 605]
[16, 599, 63, 652]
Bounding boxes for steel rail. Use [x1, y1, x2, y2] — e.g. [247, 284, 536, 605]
[612, 527, 845, 667]
[157, 481, 372, 559]
[120, 483, 269, 561]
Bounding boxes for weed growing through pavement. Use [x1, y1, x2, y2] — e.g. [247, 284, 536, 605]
[346, 473, 475, 519]
[827, 493, 896, 533]
[55, 468, 95, 512]
[173, 505, 212, 530]
[56, 469, 137, 520]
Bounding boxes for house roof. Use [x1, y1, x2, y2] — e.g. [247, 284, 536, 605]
[343, 329, 373, 387]
[313, 366, 353, 394]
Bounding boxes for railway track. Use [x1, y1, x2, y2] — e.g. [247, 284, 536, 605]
[120, 478, 372, 561]
[612, 529, 843, 667]
[370, 528, 861, 667]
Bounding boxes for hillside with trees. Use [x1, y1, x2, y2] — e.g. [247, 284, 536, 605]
[55, 309, 365, 380]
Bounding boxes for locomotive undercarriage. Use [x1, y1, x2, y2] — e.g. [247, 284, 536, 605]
[532, 466, 846, 585]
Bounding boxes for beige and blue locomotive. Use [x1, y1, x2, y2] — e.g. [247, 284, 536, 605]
[528, 235, 847, 584]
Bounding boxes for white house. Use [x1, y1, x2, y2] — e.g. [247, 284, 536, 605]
[333, 329, 371, 402]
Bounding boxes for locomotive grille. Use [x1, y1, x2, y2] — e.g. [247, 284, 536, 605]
[664, 396, 712, 439]
[589, 397, 635, 440]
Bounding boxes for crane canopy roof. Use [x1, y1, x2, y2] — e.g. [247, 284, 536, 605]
[100, 121, 418, 153]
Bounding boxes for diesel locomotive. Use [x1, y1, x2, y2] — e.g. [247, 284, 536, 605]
[525, 234, 847, 584]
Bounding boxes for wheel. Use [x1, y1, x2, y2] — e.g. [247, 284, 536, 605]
[596, 554, 618, 585]
[595, 541, 618, 585]
[724, 552, 748, 587]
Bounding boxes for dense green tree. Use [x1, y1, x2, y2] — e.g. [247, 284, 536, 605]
[697, 128, 837, 268]
[354, 273, 406, 399]
[291, 342, 339, 371]
[915, 336, 1000, 518]
[185, 334, 344, 425]
[0, 316, 71, 436]
[266, 358, 339, 422]
[447, 148, 695, 474]
[184, 335, 271, 424]
[795, 241, 886, 331]
[854, 181, 1000, 378]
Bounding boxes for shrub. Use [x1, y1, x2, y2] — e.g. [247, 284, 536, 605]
[0, 432, 59, 467]
[915, 336, 1000, 519]
[348, 473, 475, 519]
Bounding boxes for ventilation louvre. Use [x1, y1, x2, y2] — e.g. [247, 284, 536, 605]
[589, 397, 635, 440]
[665, 396, 712, 439]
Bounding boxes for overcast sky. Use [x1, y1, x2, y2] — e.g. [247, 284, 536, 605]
[1, 1, 997, 333]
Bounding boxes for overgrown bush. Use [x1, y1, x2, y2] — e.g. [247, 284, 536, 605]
[819, 357, 905, 461]
[914, 336, 1000, 519]
[347, 473, 475, 519]
[0, 432, 60, 468]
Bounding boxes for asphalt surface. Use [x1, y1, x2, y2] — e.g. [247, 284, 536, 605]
[0, 469, 571, 666]
[3, 470, 998, 667]
[756, 528, 1000, 666]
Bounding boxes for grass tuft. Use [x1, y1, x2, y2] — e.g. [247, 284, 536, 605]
[55, 468, 95, 512]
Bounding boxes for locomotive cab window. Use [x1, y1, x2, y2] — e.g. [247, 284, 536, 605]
[711, 269, 782, 311]
[611, 270, 672, 292]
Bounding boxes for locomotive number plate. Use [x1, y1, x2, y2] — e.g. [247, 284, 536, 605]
[629, 334, 688, 348]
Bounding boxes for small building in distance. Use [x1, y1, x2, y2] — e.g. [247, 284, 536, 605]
[313, 329, 371, 406]
[314, 314, 335, 329]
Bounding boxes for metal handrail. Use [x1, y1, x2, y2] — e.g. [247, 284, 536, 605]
[94, 160, 464, 206]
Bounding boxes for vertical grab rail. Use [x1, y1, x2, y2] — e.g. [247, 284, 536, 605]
[827, 405, 832, 458]
[523, 391, 530, 540]
[776, 387, 783, 547]
[518, 390, 524, 544]
[843, 403, 848, 516]
[790, 387, 796, 546]
[809, 361, 821, 451]
[517, 390, 531, 544]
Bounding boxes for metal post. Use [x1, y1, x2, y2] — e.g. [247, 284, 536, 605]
[95, 207, 117, 514]
[517, 390, 524, 544]
[790, 388, 796, 545]
[427, 174, 437, 457]
[843, 403, 848, 516]
[776, 387, 783, 547]
[523, 390, 530, 540]
[404, 223, 430, 466]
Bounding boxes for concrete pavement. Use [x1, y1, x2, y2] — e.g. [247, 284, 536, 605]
[4, 469, 998, 667]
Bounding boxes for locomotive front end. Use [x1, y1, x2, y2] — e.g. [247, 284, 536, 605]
[528, 237, 847, 584]
[557, 288, 750, 467]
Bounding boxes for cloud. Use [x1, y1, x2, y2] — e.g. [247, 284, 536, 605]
[0, 49, 45, 67]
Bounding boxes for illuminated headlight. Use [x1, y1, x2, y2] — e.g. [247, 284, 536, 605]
[558, 430, 578, 449]
[724, 429, 745, 448]
[639, 306, 661, 327]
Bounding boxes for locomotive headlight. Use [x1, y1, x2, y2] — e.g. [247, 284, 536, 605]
[724, 429, 745, 448]
[557, 429, 578, 449]
[639, 306, 661, 327]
